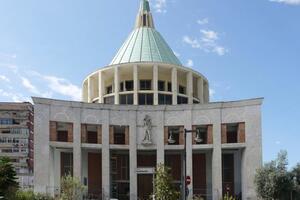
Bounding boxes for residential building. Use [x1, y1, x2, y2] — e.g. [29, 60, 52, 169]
[0, 102, 34, 188]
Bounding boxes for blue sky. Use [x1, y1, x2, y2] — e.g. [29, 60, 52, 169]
[0, 0, 299, 167]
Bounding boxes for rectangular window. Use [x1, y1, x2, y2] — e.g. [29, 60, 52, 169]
[57, 131, 68, 142]
[106, 85, 113, 94]
[158, 81, 165, 91]
[104, 96, 115, 104]
[120, 82, 124, 92]
[179, 85, 186, 94]
[120, 94, 134, 105]
[226, 124, 238, 143]
[140, 80, 152, 90]
[87, 131, 98, 144]
[167, 82, 172, 92]
[61, 152, 73, 177]
[158, 94, 172, 105]
[167, 126, 181, 145]
[125, 80, 134, 91]
[139, 94, 153, 105]
[177, 96, 188, 104]
[195, 126, 208, 144]
[113, 126, 126, 145]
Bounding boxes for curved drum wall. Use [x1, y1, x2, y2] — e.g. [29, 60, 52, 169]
[82, 63, 209, 105]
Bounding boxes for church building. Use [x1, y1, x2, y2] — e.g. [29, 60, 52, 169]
[33, 1, 263, 199]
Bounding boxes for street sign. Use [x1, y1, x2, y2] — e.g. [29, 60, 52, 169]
[186, 176, 191, 185]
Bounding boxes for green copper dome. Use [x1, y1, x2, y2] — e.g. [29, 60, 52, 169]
[110, 0, 182, 66]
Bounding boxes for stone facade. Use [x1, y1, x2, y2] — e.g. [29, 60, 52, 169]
[33, 97, 263, 200]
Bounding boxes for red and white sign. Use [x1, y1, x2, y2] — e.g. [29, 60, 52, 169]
[186, 176, 191, 185]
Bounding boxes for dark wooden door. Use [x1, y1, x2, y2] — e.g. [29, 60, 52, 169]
[88, 153, 102, 197]
[138, 174, 153, 200]
[222, 154, 235, 197]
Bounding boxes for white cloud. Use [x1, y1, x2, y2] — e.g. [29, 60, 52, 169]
[186, 59, 194, 67]
[153, 0, 167, 13]
[183, 36, 201, 48]
[270, 0, 300, 5]
[209, 88, 216, 98]
[0, 75, 10, 82]
[0, 89, 30, 102]
[197, 18, 209, 25]
[21, 77, 39, 94]
[173, 51, 180, 57]
[38, 74, 82, 101]
[183, 29, 228, 56]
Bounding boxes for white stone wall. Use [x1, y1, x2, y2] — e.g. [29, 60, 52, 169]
[33, 97, 263, 200]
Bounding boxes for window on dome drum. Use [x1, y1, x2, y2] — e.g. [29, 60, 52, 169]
[106, 85, 113, 94]
[179, 85, 186, 94]
[138, 94, 153, 105]
[110, 126, 129, 145]
[50, 121, 73, 143]
[125, 80, 134, 91]
[167, 82, 172, 92]
[221, 122, 245, 144]
[120, 82, 124, 92]
[164, 126, 184, 145]
[192, 125, 213, 145]
[104, 96, 115, 104]
[177, 96, 188, 104]
[140, 80, 152, 90]
[120, 94, 133, 105]
[158, 94, 172, 105]
[158, 80, 165, 91]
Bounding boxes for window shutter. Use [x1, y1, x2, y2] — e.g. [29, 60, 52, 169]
[109, 126, 114, 144]
[97, 125, 102, 144]
[179, 126, 185, 145]
[67, 123, 73, 143]
[81, 124, 87, 143]
[125, 126, 129, 145]
[238, 122, 246, 143]
[49, 121, 57, 141]
[207, 125, 213, 144]
[192, 126, 197, 145]
[221, 124, 227, 144]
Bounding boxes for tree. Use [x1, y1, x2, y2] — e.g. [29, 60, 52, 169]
[0, 157, 19, 199]
[290, 163, 300, 199]
[60, 175, 86, 200]
[152, 164, 180, 200]
[254, 150, 293, 200]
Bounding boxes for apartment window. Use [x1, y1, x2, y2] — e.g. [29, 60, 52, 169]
[0, 118, 13, 125]
[113, 126, 126, 145]
[125, 80, 134, 91]
[158, 81, 165, 91]
[177, 96, 188, 104]
[106, 85, 113, 94]
[120, 94, 133, 105]
[179, 85, 186, 94]
[138, 94, 153, 105]
[140, 80, 152, 90]
[104, 96, 115, 104]
[158, 94, 172, 105]
[226, 124, 238, 143]
[167, 82, 172, 92]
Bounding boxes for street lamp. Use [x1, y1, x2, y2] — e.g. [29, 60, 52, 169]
[167, 128, 202, 200]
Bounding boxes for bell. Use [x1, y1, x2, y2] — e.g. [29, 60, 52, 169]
[168, 131, 176, 144]
[194, 129, 203, 143]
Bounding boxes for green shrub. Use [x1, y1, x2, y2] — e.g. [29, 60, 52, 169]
[14, 190, 54, 200]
